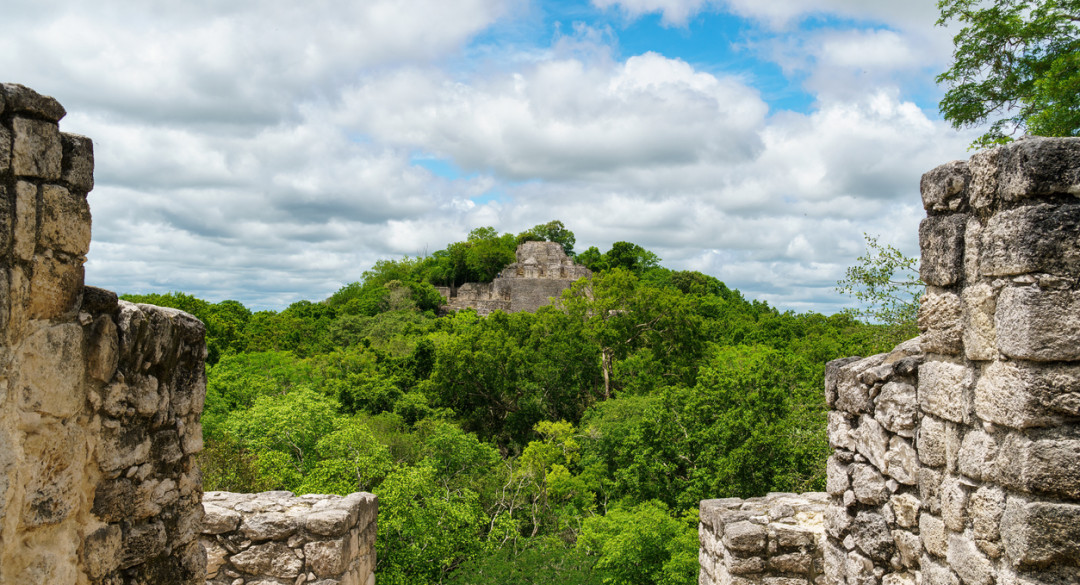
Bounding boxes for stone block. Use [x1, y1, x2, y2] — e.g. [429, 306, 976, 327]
[82, 524, 122, 579]
[968, 145, 1002, 214]
[923, 553, 960, 585]
[996, 286, 1080, 361]
[845, 551, 875, 585]
[884, 436, 918, 485]
[0, 83, 67, 121]
[961, 282, 996, 361]
[12, 116, 62, 179]
[919, 289, 963, 355]
[306, 509, 353, 536]
[98, 423, 152, 473]
[957, 429, 996, 484]
[851, 463, 888, 505]
[875, 381, 917, 437]
[769, 552, 813, 573]
[947, 532, 994, 585]
[828, 411, 857, 451]
[919, 360, 972, 424]
[920, 467, 944, 514]
[241, 512, 298, 542]
[940, 476, 969, 532]
[826, 456, 850, 496]
[855, 415, 889, 471]
[890, 493, 920, 529]
[970, 486, 1005, 544]
[231, 542, 303, 579]
[920, 214, 967, 287]
[920, 512, 947, 558]
[918, 415, 947, 468]
[87, 314, 119, 383]
[995, 136, 1080, 203]
[980, 203, 1080, 278]
[1007, 437, 1080, 500]
[40, 184, 91, 256]
[724, 520, 767, 553]
[20, 424, 82, 527]
[60, 132, 94, 193]
[120, 520, 167, 570]
[28, 253, 84, 320]
[892, 530, 920, 569]
[825, 506, 851, 540]
[306, 535, 352, 576]
[14, 180, 37, 261]
[826, 357, 862, 408]
[15, 322, 85, 418]
[1001, 499, 1080, 568]
[0, 124, 10, 174]
[851, 511, 893, 562]
[921, 160, 971, 214]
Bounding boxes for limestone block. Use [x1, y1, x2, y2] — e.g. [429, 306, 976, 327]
[884, 436, 918, 486]
[921, 160, 971, 213]
[40, 184, 91, 256]
[836, 354, 886, 414]
[0, 124, 10, 174]
[996, 286, 1080, 361]
[851, 511, 893, 562]
[20, 423, 82, 527]
[97, 424, 152, 473]
[962, 282, 996, 361]
[60, 132, 94, 193]
[769, 552, 813, 573]
[940, 476, 969, 532]
[231, 542, 304, 579]
[920, 512, 947, 558]
[827, 456, 850, 496]
[81, 524, 122, 579]
[851, 463, 888, 505]
[855, 415, 889, 471]
[203, 503, 242, 534]
[825, 506, 852, 540]
[963, 216, 982, 284]
[120, 520, 167, 569]
[828, 411, 857, 451]
[14, 180, 37, 261]
[993, 435, 1080, 500]
[919, 214, 967, 287]
[305, 509, 353, 537]
[1001, 499, 1080, 568]
[875, 381, 917, 437]
[242, 512, 299, 542]
[975, 359, 1080, 424]
[845, 551, 874, 585]
[826, 357, 862, 407]
[12, 116, 62, 179]
[0, 83, 67, 121]
[15, 322, 85, 418]
[890, 494, 920, 529]
[970, 486, 1005, 545]
[957, 429, 997, 482]
[918, 415, 947, 468]
[892, 530, 920, 569]
[980, 203, 1080, 278]
[946, 533, 994, 585]
[918, 290, 962, 355]
[995, 136, 1080, 203]
[204, 539, 228, 578]
[724, 520, 767, 553]
[919, 360, 972, 424]
[968, 145, 1002, 214]
[87, 314, 119, 383]
[883, 573, 917, 585]
[824, 539, 846, 585]
[306, 535, 352, 576]
[920, 467, 944, 514]
[28, 253, 83, 320]
[772, 523, 818, 548]
[923, 553, 961, 585]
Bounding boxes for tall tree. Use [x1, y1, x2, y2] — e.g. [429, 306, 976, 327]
[937, 0, 1080, 146]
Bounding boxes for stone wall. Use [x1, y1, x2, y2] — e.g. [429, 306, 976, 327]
[201, 491, 377, 585]
[0, 83, 208, 583]
[439, 241, 591, 315]
[698, 493, 828, 585]
[701, 137, 1080, 585]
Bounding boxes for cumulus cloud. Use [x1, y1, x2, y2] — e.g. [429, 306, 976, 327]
[591, 0, 719, 26]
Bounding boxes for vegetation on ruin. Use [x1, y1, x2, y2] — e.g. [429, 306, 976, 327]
[123, 224, 909, 585]
[937, 0, 1080, 147]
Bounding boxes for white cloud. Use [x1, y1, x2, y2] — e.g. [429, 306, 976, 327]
[591, 0, 718, 25]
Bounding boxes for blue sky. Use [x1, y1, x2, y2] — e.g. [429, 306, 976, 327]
[0, 0, 978, 313]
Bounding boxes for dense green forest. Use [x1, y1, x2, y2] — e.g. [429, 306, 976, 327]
[122, 223, 905, 585]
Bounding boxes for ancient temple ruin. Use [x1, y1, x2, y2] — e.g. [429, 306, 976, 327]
[436, 240, 592, 315]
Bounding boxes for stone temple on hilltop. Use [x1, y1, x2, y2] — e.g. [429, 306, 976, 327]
[436, 240, 592, 315]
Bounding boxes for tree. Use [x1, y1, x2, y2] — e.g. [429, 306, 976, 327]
[518, 220, 577, 256]
[836, 234, 922, 348]
[937, 0, 1080, 147]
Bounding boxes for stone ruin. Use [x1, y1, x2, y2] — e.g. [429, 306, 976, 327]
[437, 240, 592, 315]
[0, 84, 377, 585]
[699, 137, 1080, 585]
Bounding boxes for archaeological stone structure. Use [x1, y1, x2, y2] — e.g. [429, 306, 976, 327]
[0, 84, 378, 585]
[201, 491, 377, 585]
[699, 137, 1080, 585]
[437, 240, 591, 315]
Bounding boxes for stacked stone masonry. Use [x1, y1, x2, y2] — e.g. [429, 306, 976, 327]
[0, 83, 208, 583]
[437, 240, 592, 315]
[701, 137, 1080, 585]
[699, 493, 829, 585]
[201, 491, 377, 585]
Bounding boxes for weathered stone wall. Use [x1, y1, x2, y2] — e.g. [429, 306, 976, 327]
[698, 493, 828, 585]
[440, 241, 591, 315]
[201, 491, 377, 585]
[702, 137, 1080, 585]
[0, 83, 207, 584]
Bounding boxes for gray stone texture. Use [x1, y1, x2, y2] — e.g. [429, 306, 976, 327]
[921, 160, 971, 214]
[980, 204, 1080, 278]
[920, 214, 967, 287]
[995, 286, 1080, 361]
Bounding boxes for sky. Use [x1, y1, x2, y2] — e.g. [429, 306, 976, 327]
[0, 0, 981, 314]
